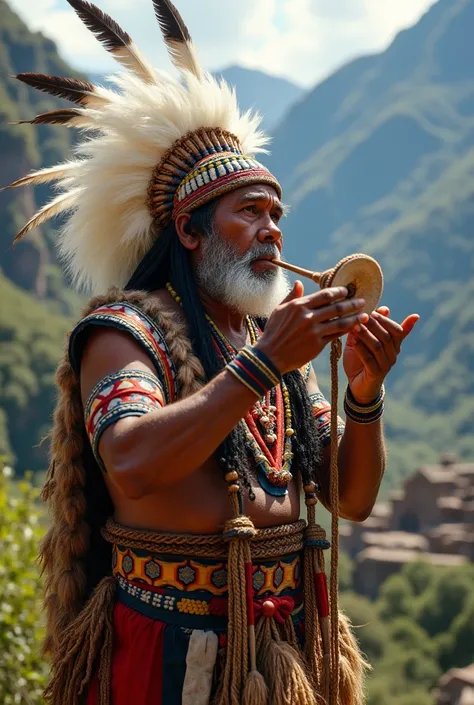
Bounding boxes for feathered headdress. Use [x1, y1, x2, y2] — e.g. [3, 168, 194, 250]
[5, 0, 281, 294]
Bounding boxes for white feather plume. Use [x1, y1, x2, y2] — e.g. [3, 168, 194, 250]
[52, 69, 270, 294]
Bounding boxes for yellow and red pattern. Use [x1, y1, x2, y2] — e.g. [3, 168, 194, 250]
[113, 545, 301, 598]
[85, 370, 165, 464]
[77, 303, 178, 403]
[309, 391, 345, 447]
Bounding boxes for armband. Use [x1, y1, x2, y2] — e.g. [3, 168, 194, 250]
[309, 391, 345, 447]
[343, 385, 385, 424]
[85, 369, 165, 469]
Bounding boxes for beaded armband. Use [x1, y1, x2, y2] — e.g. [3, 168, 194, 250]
[344, 385, 385, 424]
[85, 369, 165, 469]
[227, 345, 281, 398]
[309, 392, 345, 447]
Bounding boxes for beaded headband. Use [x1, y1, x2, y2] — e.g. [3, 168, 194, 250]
[147, 128, 281, 228]
[4, 0, 282, 294]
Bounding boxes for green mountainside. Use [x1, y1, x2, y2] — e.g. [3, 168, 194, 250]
[0, 0, 473, 488]
[0, 0, 82, 468]
[266, 0, 474, 488]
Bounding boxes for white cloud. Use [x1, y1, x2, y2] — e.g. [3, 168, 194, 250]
[8, 0, 435, 86]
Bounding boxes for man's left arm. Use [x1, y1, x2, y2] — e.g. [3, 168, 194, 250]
[308, 305, 419, 522]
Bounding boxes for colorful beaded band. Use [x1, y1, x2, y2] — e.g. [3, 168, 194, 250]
[70, 302, 179, 403]
[309, 392, 345, 447]
[85, 369, 164, 469]
[172, 152, 281, 220]
[343, 385, 385, 424]
[227, 345, 281, 398]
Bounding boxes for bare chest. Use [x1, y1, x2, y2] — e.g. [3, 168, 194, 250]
[108, 456, 301, 534]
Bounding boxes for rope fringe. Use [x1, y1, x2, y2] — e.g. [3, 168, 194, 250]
[43, 576, 116, 705]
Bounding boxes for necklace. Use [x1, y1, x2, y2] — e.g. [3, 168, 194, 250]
[166, 282, 295, 495]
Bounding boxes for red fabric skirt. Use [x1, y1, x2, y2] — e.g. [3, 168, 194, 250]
[86, 544, 304, 704]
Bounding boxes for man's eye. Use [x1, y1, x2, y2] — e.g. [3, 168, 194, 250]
[244, 205, 258, 214]
[271, 213, 281, 223]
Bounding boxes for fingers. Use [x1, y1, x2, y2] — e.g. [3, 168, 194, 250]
[352, 323, 391, 370]
[364, 316, 397, 364]
[312, 297, 367, 323]
[350, 335, 381, 377]
[282, 280, 304, 303]
[376, 306, 390, 317]
[321, 311, 369, 339]
[372, 311, 404, 353]
[401, 314, 420, 337]
[302, 286, 349, 310]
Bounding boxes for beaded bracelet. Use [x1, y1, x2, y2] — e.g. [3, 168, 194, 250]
[227, 345, 281, 397]
[344, 385, 385, 424]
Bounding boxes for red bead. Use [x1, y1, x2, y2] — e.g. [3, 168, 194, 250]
[262, 600, 276, 617]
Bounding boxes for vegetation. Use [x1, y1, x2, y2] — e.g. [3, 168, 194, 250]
[340, 559, 474, 704]
[1, 460, 472, 705]
[0, 461, 48, 704]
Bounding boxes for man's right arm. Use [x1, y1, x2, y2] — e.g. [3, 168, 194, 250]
[80, 284, 367, 500]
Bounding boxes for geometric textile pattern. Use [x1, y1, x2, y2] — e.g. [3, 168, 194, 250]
[309, 391, 345, 448]
[84, 369, 165, 469]
[69, 302, 179, 403]
[113, 544, 301, 597]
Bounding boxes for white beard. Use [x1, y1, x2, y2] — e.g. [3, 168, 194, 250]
[195, 226, 291, 317]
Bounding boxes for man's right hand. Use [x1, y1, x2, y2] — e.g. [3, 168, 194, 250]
[255, 280, 369, 374]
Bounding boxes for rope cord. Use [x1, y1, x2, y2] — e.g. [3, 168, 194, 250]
[329, 339, 342, 704]
[102, 518, 305, 559]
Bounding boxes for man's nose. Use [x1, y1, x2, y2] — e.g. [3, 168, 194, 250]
[257, 219, 282, 246]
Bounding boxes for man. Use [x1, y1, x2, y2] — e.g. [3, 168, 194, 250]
[8, 1, 418, 704]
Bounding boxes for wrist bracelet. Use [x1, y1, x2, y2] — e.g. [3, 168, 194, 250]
[227, 345, 281, 397]
[344, 385, 385, 424]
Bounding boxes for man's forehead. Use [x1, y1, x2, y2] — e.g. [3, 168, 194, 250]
[235, 185, 282, 203]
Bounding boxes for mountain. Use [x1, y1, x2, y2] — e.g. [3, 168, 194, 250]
[0, 0, 82, 469]
[1, 0, 473, 487]
[216, 66, 305, 132]
[266, 0, 474, 487]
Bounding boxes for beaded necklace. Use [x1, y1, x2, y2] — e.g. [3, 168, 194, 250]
[166, 282, 295, 495]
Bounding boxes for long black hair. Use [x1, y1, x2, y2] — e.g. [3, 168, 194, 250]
[126, 201, 320, 496]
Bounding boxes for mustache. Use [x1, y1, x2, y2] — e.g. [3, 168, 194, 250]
[246, 244, 280, 263]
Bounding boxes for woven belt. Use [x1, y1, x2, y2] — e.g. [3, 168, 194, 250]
[113, 546, 304, 631]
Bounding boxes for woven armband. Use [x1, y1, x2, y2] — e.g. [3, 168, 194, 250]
[309, 392, 345, 447]
[227, 345, 281, 398]
[85, 369, 165, 469]
[343, 385, 385, 424]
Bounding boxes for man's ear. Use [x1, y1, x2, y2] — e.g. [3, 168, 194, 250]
[175, 213, 200, 251]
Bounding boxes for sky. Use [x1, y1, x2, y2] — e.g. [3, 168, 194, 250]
[9, 0, 436, 87]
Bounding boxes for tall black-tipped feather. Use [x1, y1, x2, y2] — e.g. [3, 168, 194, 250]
[152, 0, 191, 43]
[66, 0, 156, 82]
[152, 0, 202, 78]
[16, 73, 100, 106]
[15, 109, 85, 126]
[67, 0, 132, 52]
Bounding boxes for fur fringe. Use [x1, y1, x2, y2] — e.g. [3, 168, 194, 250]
[40, 289, 205, 668]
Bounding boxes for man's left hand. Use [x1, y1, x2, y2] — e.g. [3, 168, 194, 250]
[343, 306, 419, 404]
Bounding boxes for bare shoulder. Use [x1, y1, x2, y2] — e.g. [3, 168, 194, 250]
[80, 328, 157, 406]
[78, 287, 181, 406]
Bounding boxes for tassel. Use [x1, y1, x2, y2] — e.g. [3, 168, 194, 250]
[217, 512, 257, 705]
[243, 561, 268, 705]
[243, 670, 268, 705]
[262, 641, 318, 705]
[44, 576, 116, 705]
[337, 612, 369, 705]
